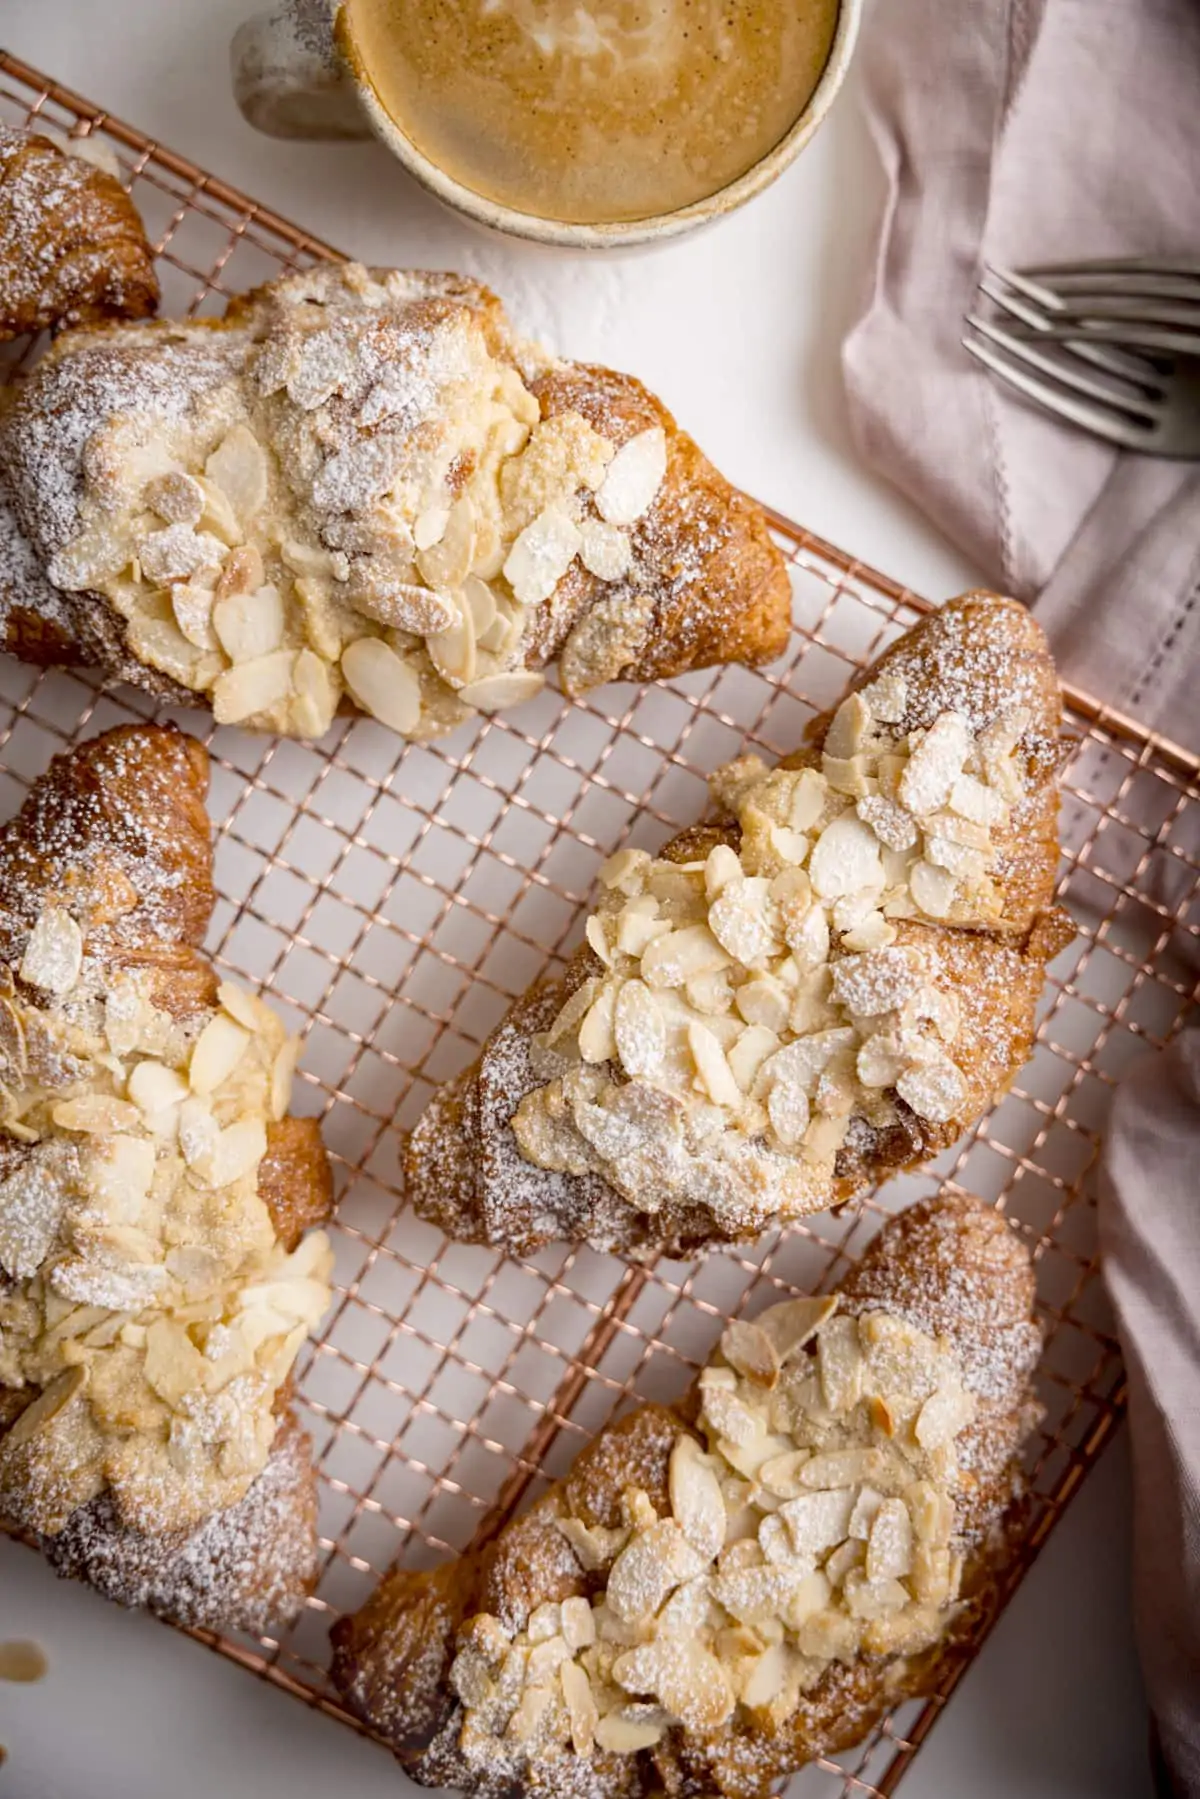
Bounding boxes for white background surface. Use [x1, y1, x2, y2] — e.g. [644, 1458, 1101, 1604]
[0, 4, 1153, 1796]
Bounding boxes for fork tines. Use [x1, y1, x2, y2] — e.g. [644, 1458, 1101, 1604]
[962, 263, 1200, 456]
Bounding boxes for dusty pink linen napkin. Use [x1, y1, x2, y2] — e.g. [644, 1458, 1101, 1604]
[843, 0, 1200, 753]
[1100, 1032, 1200, 1797]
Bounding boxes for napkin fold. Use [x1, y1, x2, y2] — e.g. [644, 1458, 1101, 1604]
[843, 0, 1200, 753]
[1100, 1032, 1200, 1799]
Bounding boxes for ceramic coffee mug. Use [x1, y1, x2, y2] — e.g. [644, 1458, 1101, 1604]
[232, 0, 862, 250]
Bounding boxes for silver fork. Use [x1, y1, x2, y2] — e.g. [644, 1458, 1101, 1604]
[963, 265, 1200, 456]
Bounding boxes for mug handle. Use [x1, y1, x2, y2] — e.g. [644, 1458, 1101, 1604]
[231, 5, 371, 140]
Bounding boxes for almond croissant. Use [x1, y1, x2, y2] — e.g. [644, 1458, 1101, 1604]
[331, 1192, 1043, 1797]
[406, 595, 1074, 1258]
[0, 725, 334, 1634]
[0, 262, 790, 738]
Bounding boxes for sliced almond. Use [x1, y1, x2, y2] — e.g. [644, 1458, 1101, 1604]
[215, 543, 266, 601]
[560, 1660, 598, 1755]
[950, 770, 1008, 826]
[426, 593, 477, 689]
[172, 582, 218, 650]
[461, 574, 497, 638]
[704, 843, 744, 900]
[139, 523, 225, 585]
[270, 1037, 301, 1121]
[641, 924, 729, 989]
[212, 583, 285, 663]
[789, 770, 829, 831]
[727, 1023, 781, 1095]
[458, 671, 545, 713]
[778, 1487, 856, 1557]
[20, 906, 83, 995]
[613, 980, 667, 1079]
[601, 848, 652, 895]
[144, 470, 204, 526]
[817, 1314, 864, 1413]
[52, 1095, 141, 1133]
[417, 496, 476, 592]
[721, 1320, 780, 1388]
[212, 648, 295, 725]
[824, 693, 873, 760]
[205, 424, 269, 523]
[865, 1496, 915, 1581]
[579, 517, 633, 581]
[895, 1055, 967, 1124]
[560, 1596, 597, 1652]
[688, 1022, 742, 1109]
[611, 1636, 733, 1731]
[808, 815, 884, 902]
[348, 569, 456, 636]
[593, 1712, 664, 1753]
[341, 637, 422, 734]
[857, 794, 919, 852]
[669, 1435, 726, 1562]
[708, 876, 779, 967]
[291, 647, 338, 738]
[757, 1295, 838, 1364]
[607, 1518, 706, 1623]
[899, 712, 972, 816]
[413, 504, 450, 552]
[915, 1379, 976, 1449]
[128, 1059, 189, 1116]
[616, 899, 670, 959]
[189, 1013, 250, 1096]
[503, 505, 582, 607]
[595, 428, 667, 527]
[909, 858, 959, 919]
[4, 1365, 86, 1446]
[197, 1116, 267, 1188]
[577, 986, 618, 1064]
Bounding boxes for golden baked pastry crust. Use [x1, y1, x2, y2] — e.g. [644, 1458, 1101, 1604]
[0, 263, 790, 738]
[330, 1193, 1041, 1795]
[406, 595, 1074, 1258]
[0, 725, 333, 1631]
[0, 126, 158, 341]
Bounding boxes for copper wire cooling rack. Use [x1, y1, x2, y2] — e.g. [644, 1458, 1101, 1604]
[1, 49, 1198, 1797]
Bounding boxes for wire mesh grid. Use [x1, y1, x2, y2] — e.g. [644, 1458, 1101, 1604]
[0, 49, 1197, 1797]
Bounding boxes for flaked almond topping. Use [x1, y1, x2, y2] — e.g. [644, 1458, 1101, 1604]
[189, 1013, 251, 1095]
[413, 505, 450, 552]
[417, 496, 476, 592]
[212, 648, 295, 726]
[899, 712, 972, 816]
[51, 1095, 141, 1133]
[503, 505, 582, 608]
[205, 425, 269, 522]
[341, 637, 422, 735]
[138, 524, 225, 586]
[172, 583, 218, 649]
[595, 428, 667, 527]
[19, 908, 83, 996]
[611, 1638, 733, 1731]
[144, 470, 205, 526]
[458, 671, 545, 713]
[348, 568, 456, 636]
[607, 1518, 706, 1623]
[909, 858, 959, 920]
[212, 583, 285, 664]
[720, 1320, 780, 1388]
[579, 518, 633, 582]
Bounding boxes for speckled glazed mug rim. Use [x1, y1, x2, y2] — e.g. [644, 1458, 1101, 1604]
[334, 0, 864, 250]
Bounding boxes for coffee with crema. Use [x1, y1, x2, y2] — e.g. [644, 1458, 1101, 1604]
[341, 0, 840, 226]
